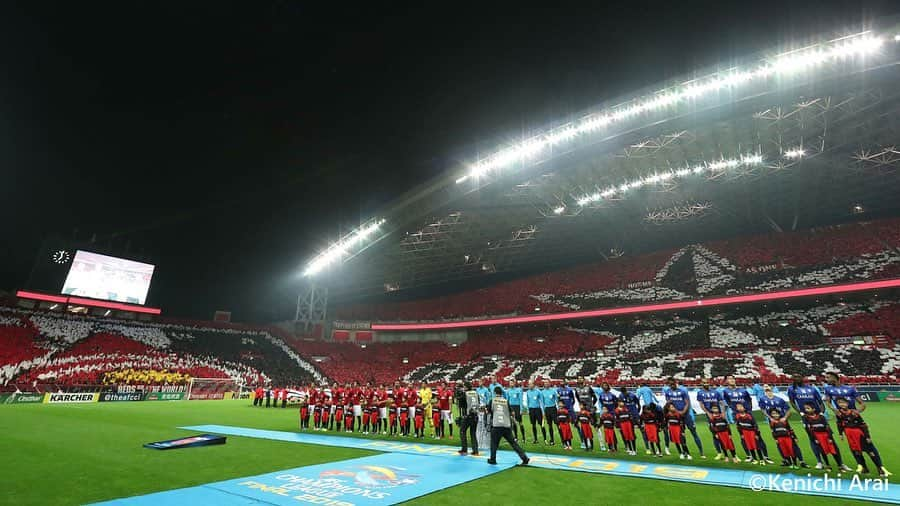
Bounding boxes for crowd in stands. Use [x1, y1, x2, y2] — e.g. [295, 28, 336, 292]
[291, 298, 900, 385]
[102, 368, 191, 385]
[0, 308, 325, 388]
[335, 217, 900, 322]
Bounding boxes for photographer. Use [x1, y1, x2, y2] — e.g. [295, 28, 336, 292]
[486, 386, 529, 466]
[456, 382, 481, 456]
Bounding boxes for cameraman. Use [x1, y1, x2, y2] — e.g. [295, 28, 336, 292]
[455, 382, 481, 456]
[486, 386, 529, 466]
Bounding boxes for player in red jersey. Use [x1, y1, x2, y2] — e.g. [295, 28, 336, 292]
[640, 405, 662, 457]
[299, 386, 310, 430]
[577, 407, 594, 451]
[435, 382, 453, 438]
[665, 403, 691, 460]
[614, 399, 637, 455]
[393, 382, 406, 435]
[835, 397, 891, 476]
[404, 383, 419, 437]
[708, 404, 738, 463]
[556, 401, 574, 450]
[373, 384, 387, 434]
[599, 406, 617, 452]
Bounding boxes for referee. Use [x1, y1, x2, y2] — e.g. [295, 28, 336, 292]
[486, 386, 529, 466]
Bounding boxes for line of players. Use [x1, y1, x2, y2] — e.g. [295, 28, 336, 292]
[296, 380, 457, 439]
[288, 371, 889, 477]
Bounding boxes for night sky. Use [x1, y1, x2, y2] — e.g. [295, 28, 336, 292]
[2, 2, 899, 321]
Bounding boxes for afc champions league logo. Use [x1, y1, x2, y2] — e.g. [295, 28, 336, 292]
[319, 465, 419, 489]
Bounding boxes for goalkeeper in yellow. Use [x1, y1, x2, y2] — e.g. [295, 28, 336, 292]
[418, 382, 435, 437]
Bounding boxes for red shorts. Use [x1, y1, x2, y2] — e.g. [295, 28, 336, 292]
[433, 411, 441, 427]
[580, 422, 594, 440]
[644, 423, 659, 443]
[362, 413, 370, 425]
[414, 415, 424, 430]
[559, 423, 573, 441]
[400, 412, 409, 425]
[389, 412, 397, 426]
[300, 407, 308, 420]
[740, 429, 758, 451]
[619, 421, 635, 441]
[814, 431, 837, 455]
[844, 427, 865, 452]
[668, 425, 683, 443]
[716, 431, 735, 451]
[604, 428, 617, 446]
[776, 436, 795, 458]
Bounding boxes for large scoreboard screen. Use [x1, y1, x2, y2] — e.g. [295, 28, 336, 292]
[61, 250, 155, 305]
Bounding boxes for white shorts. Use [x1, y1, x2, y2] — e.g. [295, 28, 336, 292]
[329, 405, 336, 414]
[441, 410, 453, 423]
[408, 406, 416, 419]
[379, 407, 388, 418]
[396, 407, 404, 417]
[353, 405, 362, 417]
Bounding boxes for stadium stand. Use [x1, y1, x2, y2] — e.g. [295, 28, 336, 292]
[0, 309, 325, 388]
[335, 218, 900, 321]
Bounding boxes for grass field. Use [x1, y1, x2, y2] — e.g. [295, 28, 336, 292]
[2, 400, 897, 505]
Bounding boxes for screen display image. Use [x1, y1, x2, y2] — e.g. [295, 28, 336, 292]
[61, 251, 155, 305]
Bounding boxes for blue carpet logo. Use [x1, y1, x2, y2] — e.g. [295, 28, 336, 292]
[319, 465, 419, 489]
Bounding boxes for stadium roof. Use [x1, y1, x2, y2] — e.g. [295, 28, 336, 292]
[305, 22, 900, 302]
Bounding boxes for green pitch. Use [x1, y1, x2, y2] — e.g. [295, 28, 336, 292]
[2, 400, 896, 505]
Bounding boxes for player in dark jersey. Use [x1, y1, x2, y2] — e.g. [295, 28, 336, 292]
[802, 403, 851, 473]
[577, 407, 595, 451]
[599, 406, 618, 452]
[614, 399, 637, 455]
[556, 401, 574, 450]
[575, 377, 598, 449]
[664, 403, 690, 460]
[640, 405, 662, 457]
[734, 403, 764, 464]
[835, 397, 891, 477]
[414, 402, 426, 438]
[708, 404, 739, 463]
[768, 409, 799, 469]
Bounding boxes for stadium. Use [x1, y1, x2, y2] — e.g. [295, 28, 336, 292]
[5, 6, 900, 506]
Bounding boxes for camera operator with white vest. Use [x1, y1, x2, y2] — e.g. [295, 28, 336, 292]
[455, 382, 481, 456]
[486, 386, 529, 466]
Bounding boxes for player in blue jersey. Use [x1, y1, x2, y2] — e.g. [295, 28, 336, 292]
[722, 375, 773, 463]
[696, 379, 725, 459]
[823, 372, 882, 469]
[618, 386, 643, 453]
[557, 380, 577, 420]
[541, 379, 560, 445]
[759, 384, 809, 468]
[507, 379, 525, 441]
[823, 372, 865, 412]
[788, 374, 826, 468]
[526, 380, 546, 444]
[663, 377, 704, 458]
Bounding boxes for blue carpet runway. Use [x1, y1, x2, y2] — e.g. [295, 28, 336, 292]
[96, 424, 900, 505]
